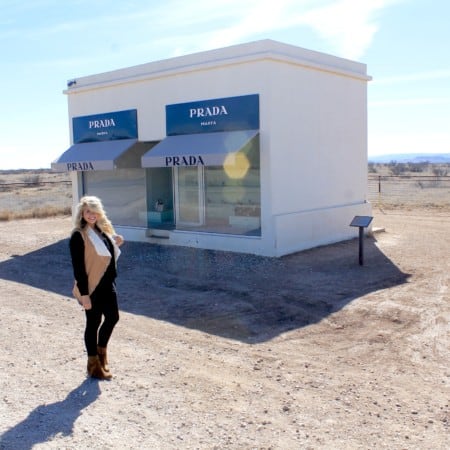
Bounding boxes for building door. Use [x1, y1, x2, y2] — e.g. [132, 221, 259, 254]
[174, 166, 204, 226]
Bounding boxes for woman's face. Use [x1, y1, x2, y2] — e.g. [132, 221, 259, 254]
[83, 208, 99, 227]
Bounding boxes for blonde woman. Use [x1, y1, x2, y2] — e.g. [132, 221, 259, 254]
[69, 196, 124, 380]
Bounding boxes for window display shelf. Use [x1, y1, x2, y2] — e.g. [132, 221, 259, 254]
[148, 210, 174, 223]
[228, 215, 261, 228]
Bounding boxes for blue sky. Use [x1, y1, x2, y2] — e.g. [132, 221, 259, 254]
[1, 0, 449, 169]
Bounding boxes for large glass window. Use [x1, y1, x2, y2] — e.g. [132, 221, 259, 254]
[145, 167, 174, 228]
[204, 167, 260, 235]
[175, 167, 203, 225]
[84, 169, 147, 227]
[82, 137, 261, 236]
[176, 136, 261, 236]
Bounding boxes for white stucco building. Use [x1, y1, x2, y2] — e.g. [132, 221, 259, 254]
[53, 39, 372, 257]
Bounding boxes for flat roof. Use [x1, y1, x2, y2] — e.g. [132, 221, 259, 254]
[64, 39, 370, 93]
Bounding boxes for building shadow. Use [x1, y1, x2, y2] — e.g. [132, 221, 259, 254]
[0, 235, 409, 343]
[0, 378, 100, 450]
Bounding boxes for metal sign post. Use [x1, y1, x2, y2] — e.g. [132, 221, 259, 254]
[350, 216, 373, 266]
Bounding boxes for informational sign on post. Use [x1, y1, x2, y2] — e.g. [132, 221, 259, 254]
[350, 216, 373, 265]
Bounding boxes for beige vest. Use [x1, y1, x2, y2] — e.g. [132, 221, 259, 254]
[72, 227, 120, 301]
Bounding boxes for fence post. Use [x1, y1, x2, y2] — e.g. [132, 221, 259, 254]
[378, 175, 381, 208]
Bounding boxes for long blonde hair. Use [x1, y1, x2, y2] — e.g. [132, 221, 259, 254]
[73, 196, 115, 235]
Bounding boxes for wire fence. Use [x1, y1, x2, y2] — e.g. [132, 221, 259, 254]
[1, 176, 449, 219]
[368, 175, 450, 208]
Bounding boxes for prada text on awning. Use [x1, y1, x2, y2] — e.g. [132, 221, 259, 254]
[141, 130, 259, 168]
[52, 139, 141, 171]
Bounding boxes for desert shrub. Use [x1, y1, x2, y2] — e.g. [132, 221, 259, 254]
[0, 211, 13, 221]
[21, 174, 41, 185]
[388, 161, 408, 175]
[407, 162, 428, 173]
[432, 167, 448, 177]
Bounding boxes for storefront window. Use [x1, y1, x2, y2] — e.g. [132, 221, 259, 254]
[175, 167, 203, 225]
[203, 166, 261, 236]
[145, 167, 174, 228]
[84, 169, 147, 227]
[83, 138, 260, 235]
[176, 137, 261, 236]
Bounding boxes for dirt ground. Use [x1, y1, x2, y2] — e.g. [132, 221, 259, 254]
[0, 208, 449, 449]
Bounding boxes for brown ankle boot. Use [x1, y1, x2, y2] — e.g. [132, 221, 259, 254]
[87, 356, 112, 380]
[97, 346, 110, 372]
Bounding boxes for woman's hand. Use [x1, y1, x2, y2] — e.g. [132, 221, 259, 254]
[113, 234, 124, 247]
[80, 295, 92, 310]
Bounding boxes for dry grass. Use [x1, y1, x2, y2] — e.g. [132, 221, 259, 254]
[0, 170, 71, 221]
[0, 206, 72, 221]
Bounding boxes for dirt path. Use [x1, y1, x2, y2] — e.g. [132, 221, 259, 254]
[0, 208, 449, 449]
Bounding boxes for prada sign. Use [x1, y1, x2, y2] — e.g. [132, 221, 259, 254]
[73, 109, 138, 143]
[166, 94, 259, 136]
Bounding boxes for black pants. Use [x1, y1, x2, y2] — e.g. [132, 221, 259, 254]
[84, 282, 119, 356]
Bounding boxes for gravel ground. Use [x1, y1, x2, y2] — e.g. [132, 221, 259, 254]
[0, 208, 449, 449]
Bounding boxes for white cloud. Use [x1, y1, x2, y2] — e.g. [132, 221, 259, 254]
[294, 0, 403, 59]
[373, 69, 450, 85]
[199, 0, 302, 49]
[1, 0, 401, 65]
[369, 131, 450, 156]
[143, 0, 402, 60]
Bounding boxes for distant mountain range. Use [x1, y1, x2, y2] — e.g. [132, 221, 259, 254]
[368, 153, 450, 163]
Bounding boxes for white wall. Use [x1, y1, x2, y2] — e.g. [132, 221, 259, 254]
[259, 55, 370, 255]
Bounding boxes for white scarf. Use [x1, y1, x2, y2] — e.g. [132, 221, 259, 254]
[86, 226, 121, 263]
